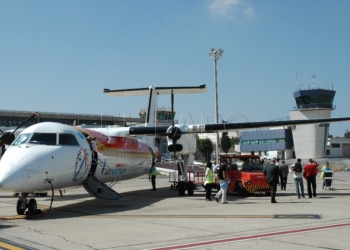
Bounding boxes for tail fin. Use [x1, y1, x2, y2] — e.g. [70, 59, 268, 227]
[104, 85, 206, 145]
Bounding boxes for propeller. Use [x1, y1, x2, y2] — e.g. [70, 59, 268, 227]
[0, 129, 4, 148]
[166, 90, 184, 176]
[0, 112, 39, 145]
[166, 90, 182, 159]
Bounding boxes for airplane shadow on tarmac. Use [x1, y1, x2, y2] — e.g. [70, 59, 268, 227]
[30, 186, 203, 220]
[8, 184, 349, 221]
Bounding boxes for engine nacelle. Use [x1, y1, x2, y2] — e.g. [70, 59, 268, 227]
[167, 127, 196, 155]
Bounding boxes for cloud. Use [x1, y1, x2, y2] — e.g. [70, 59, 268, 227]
[208, 0, 254, 20]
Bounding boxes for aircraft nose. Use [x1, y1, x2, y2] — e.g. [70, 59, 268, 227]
[0, 164, 25, 192]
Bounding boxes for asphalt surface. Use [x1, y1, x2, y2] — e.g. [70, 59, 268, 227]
[0, 171, 350, 250]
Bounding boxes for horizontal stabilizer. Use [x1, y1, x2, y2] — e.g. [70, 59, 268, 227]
[104, 85, 206, 97]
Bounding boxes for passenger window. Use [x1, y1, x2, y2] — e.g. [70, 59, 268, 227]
[12, 133, 31, 146]
[29, 133, 57, 145]
[59, 134, 79, 146]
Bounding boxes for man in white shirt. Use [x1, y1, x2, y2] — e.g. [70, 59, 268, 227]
[290, 158, 305, 199]
[212, 161, 219, 173]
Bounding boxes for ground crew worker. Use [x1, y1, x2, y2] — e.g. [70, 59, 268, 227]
[205, 162, 214, 201]
[149, 161, 157, 190]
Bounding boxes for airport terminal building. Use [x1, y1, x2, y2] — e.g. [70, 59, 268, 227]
[0, 110, 144, 130]
[239, 85, 350, 159]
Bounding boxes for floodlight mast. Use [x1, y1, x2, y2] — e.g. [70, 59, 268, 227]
[209, 48, 224, 162]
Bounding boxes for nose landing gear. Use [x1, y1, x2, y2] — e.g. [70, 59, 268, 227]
[16, 193, 42, 215]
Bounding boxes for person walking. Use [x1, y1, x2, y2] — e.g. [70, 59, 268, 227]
[303, 159, 319, 198]
[263, 158, 281, 203]
[214, 160, 228, 204]
[149, 161, 157, 190]
[204, 162, 214, 201]
[275, 158, 281, 187]
[212, 161, 219, 173]
[290, 158, 305, 199]
[260, 159, 266, 172]
[279, 160, 289, 191]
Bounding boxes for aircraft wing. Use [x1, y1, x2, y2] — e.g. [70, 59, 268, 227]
[128, 116, 350, 135]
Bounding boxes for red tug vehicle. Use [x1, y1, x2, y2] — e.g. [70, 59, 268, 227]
[218, 155, 270, 196]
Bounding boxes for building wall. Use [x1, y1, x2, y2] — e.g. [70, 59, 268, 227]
[240, 129, 293, 152]
[326, 138, 350, 157]
[289, 109, 331, 159]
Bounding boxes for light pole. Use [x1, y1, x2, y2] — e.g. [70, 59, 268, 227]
[209, 48, 224, 162]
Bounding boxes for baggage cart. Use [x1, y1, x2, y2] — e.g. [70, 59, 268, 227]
[323, 171, 335, 190]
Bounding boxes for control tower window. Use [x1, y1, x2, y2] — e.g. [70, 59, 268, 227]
[59, 134, 79, 146]
[29, 133, 57, 145]
[296, 95, 334, 106]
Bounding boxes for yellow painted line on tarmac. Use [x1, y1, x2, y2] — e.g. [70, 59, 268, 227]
[0, 241, 24, 250]
[0, 206, 51, 221]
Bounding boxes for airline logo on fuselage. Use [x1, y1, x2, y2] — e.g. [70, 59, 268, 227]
[72, 148, 90, 181]
[100, 160, 127, 176]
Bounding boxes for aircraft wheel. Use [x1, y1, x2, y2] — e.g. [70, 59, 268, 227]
[27, 199, 37, 212]
[178, 181, 185, 196]
[187, 181, 194, 196]
[16, 200, 26, 215]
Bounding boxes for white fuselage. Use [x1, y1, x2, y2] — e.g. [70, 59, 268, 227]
[0, 122, 157, 193]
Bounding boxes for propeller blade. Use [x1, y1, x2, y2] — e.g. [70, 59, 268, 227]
[10, 112, 38, 136]
[0, 112, 39, 145]
[171, 90, 174, 127]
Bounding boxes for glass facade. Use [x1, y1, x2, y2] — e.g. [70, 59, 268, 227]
[293, 89, 335, 110]
[242, 138, 287, 145]
[0, 117, 36, 127]
[240, 129, 294, 152]
[295, 95, 334, 106]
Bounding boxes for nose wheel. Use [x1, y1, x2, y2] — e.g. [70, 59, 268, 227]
[16, 199, 26, 215]
[16, 194, 41, 215]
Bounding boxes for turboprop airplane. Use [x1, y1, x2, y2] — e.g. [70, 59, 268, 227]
[0, 85, 350, 216]
[0, 85, 206, 215]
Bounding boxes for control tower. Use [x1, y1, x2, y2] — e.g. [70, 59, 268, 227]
[289, 78, 336, 159]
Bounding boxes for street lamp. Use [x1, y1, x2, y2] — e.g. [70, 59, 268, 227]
[209, 48, 224, 162]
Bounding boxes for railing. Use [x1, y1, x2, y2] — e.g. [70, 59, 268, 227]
[293, 104, 336, 110]
[95, 159, 120, 189]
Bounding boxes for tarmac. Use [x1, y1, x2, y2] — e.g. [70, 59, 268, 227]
[0, 171, 350, 250]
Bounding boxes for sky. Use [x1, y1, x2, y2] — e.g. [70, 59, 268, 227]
[1, 0, 350, 137]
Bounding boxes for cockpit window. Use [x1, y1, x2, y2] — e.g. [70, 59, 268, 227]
[12, 133, 31, 146]
[59, 134, 79, 146]
[29, 133, 57, 145]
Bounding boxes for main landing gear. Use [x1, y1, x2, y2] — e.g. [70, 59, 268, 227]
[16, 193, 42, 215]
[177, 181, 194, 196]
